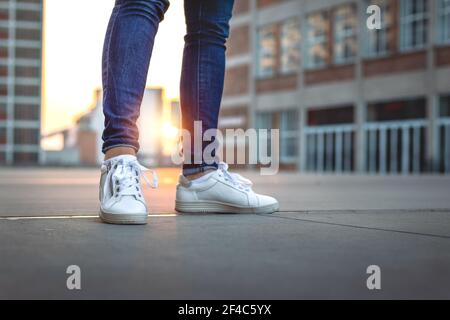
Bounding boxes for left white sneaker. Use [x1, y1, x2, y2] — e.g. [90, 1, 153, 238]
[175, 162, 279, 214]
[99, 155, 157, 225]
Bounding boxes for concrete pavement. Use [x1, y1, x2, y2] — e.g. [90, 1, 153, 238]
[0, 167, 450, 299]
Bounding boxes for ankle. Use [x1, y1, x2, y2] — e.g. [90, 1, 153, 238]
[104, 147, 136, 161]
[185, 169, 216, 181]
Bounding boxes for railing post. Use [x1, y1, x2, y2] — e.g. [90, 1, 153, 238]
[445, 124, 450, 173]
[390, 128, 398, 174]
[355, 101, 366, 173]
[335, 129, 343, 173]
[401, 126, 410, 175]
[427, 95, 439, 172]
[379, 127, 387, 175]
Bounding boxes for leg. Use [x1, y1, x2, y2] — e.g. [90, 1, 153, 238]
[180, 0, 234, 176]
[102, 0, 170, 158]
[99, 0, 169, 225]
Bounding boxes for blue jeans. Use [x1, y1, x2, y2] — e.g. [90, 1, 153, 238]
[102, 0, 234, 175]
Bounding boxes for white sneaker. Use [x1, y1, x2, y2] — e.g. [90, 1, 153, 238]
[175, 162, 279, 214]
[99, 155, 157, 224]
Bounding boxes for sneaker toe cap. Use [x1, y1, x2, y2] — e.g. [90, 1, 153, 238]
[257, 194, 279, 208]
[107, 196, 148, 215]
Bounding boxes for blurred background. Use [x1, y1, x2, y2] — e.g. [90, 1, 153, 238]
[0, 0, 449, 174]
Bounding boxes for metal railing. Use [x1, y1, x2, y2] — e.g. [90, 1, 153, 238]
[437, 117, 450, 174]
[363, 120, 427, 175]
[304, 124, 355, 173]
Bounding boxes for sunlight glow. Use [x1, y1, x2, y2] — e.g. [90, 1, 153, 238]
[43, 0, 184, 134]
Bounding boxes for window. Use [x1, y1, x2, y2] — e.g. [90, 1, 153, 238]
[14, 128, 39, 145]
[440, 95, 450, 117]
[16, 10, 41, 22]
[280, 110, 298, 162]
[256, 111, 299, 163]
[400, 0, 429, 51]
[0, 103, 6, 120]
[15, 85, 40, 97]
[16, 28, 41, 41]
[0, 9, 8, 21]
[0, 84, 7, 96]
[13, 152, 38, 164]
[280, 18, 301, 74]
[0, 127, 6, 145]
[15, 65, 40, 78]
[305, 11, 330, 69]
[308, 106, 354, 126]
[334, 4, 357, 64]
[257, 24, 277, 78]
[437, 0, 450, 44]
[0, 65, 7, 77]
[0, 47, 8, 58]
[14, 104, 39, 120]
[367, 98, 426, 121]
[364, 0, 395, 57]
[0, 26, 8, 40]
[15, 47, 40, 59]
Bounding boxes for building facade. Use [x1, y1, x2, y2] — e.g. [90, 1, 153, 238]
[0, 0, 43, 165]
[221, 0, 450, 173]
[41, 87, 165, 167]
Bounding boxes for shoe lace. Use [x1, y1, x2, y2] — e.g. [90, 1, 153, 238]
[218, 162, 252, 192]
[105, 159, 158, 199]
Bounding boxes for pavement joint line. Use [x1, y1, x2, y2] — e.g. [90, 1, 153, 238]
[0, 214, 178, 220]
[276, 209, 450, 214]
[259, 213, 450, 240]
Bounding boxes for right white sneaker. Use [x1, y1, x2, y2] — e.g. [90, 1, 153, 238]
[175, 162, 279, 214]
[99, 155, 157, 225]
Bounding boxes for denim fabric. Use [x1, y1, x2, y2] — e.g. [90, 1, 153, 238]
[102, 0, 234, 175]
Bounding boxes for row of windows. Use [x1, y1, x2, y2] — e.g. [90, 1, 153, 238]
[0, 103, 40, 120]
[0, 84, 41, 96]
[0, 8, 41, 22]
[0, 127, 39, 145]
[0, 0, 42, 5]
[1, 106, 40, 121]
[0, 46, 40, 59]
[0, 27, 41, 41]
[257, 0, 450, 77]
[0, 151, 39, 165]
[0, 65, 40, 77]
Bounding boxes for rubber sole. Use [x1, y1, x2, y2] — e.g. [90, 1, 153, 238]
[99, 210, 148, 225]
[175, 200, 279, 214]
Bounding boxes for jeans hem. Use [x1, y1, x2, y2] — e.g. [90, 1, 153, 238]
[182, 164, 218, 176]
[102, 144, 139, 154]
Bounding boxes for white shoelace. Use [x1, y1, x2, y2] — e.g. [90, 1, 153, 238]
[102, 158, 158, 199]
[218, 162, 252, 192]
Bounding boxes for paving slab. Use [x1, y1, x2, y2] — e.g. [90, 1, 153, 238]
[1, 168, 450, 299]
[1, 212, 450, 299]
[1, 168, 450, 216]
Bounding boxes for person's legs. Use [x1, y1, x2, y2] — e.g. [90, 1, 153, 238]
[175, 0, 279, 214]
[99, 0, 169, 224]
[180, 0, 234, 177]
[102, 0, 169, 157]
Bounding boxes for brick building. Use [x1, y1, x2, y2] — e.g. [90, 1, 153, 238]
[221, 0, 450, 173]
[0, 0, 43, 165]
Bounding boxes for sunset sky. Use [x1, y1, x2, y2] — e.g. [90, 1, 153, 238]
[43, 0, 184, 134]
